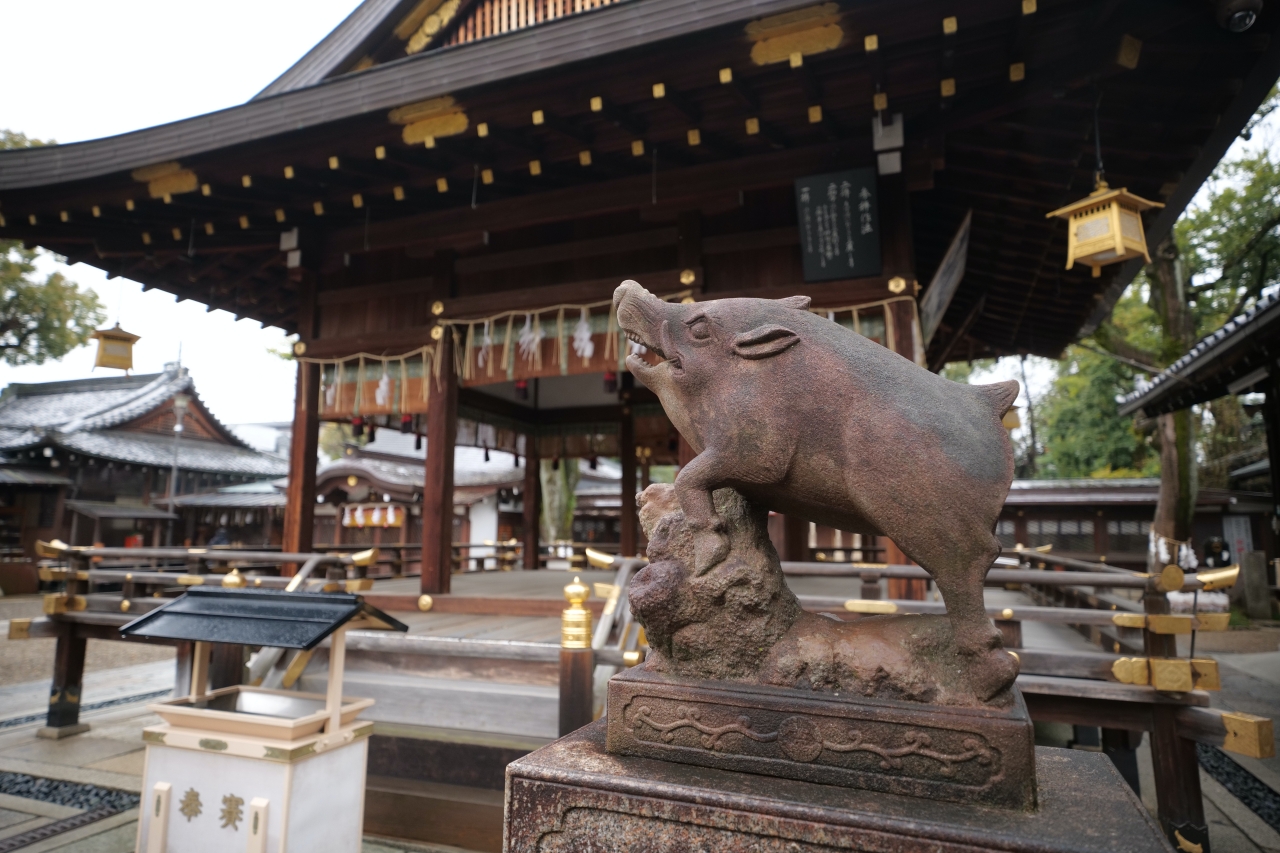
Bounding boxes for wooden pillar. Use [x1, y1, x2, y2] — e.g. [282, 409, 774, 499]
[879, 172, 915, 280]
[282, 281, 319, 568]
[782, 515, 808, 562]
[559, 648, 595, 735]
[884, 538, 927, 600]
[1151, 705, 1207, 850]
[559, 577, 594, 735]
[174, 641, 193, 698]
[1141, 583, 1206, 849]
[1263, 371, 1280, 540]
[209, 644, 245, 690]
[677, 433, 696, 469]
[620, 408, 637, 557]
[40, 627, 88, 738]
[523, 437, 540, 570]
[422, 332, 458, 595]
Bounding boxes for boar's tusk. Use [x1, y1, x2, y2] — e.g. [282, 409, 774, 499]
[732, 324, 800, 360]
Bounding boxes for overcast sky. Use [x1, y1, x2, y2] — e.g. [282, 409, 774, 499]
[1, 1, 364, 425]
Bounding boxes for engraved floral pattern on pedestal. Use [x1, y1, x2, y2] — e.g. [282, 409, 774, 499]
[631, 704, 996, 778]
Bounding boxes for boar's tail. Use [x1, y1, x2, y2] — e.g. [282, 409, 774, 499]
[976, 380, 1019, 418]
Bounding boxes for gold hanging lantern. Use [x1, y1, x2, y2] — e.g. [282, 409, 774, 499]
[89, 324, 140, 371]
[1045, 181, 1163, 277]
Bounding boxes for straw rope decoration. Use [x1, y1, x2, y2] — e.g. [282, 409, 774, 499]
[294, 292, 918, 411]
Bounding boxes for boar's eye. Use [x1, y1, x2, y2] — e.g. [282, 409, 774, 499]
[685, 314, 711, 340]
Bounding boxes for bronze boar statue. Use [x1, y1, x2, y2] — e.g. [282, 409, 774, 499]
[614, 280, 1020, 696]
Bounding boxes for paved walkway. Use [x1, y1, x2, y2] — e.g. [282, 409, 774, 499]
[0, 576, 1275, 851]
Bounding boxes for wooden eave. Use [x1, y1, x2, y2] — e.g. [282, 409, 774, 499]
[0, 0, 1277, 362]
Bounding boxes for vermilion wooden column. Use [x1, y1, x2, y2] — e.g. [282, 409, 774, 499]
[282, 281, 319, 569]
[421, 332, 458, 595]
[782, 515, 808, 562]
[522, 436, 541, 570]
[677, 433, 696, 469]
[883, 539, 926, 600]
[620, 408, 637, 557]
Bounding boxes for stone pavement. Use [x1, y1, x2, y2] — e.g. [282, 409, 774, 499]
[0, 586, 1275, 851]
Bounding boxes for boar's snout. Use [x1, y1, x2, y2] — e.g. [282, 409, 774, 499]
[614, 280, 665, 348]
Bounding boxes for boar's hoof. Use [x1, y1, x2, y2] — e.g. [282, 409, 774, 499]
[692, 529, 730, 575]
[967, 648, 1020, 704]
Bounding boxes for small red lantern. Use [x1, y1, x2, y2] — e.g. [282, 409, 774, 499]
[515, 379, 529, 401]
[400, 414, 413, 433]
[351, 416, 364, 438]
[603, 371, 618, 393]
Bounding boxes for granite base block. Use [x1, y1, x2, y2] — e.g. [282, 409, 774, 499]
[606, 667, 1037, 810]
[504, 720, 1172, 853]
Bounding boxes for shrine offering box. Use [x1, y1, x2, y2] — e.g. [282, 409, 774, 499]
[121, 588, 405, 853]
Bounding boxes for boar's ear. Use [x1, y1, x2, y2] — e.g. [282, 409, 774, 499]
[775, 295, 811, 311]
[732, 324, 800, 360]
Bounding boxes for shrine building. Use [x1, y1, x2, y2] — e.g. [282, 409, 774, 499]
[2, 0, 1278, 593]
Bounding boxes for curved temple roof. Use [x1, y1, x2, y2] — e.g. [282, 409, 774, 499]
[1117, 289, 1280, 418]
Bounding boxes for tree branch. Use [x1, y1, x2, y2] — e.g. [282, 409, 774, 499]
[1076, 342, 1161, 374]
[1226, 248, 1272, 319]
[1092, 323, 1161, 366]
[1188, 209, 1280, 293]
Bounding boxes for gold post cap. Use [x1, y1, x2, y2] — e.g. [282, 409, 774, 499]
[585, 548, 615, 569]
[35, 539, 69, 558]
[1195, 564, 1239, 591]
[562, 577, 592, 648]
[564, 576, 590, 606]
[1158, 564, 1186, 593]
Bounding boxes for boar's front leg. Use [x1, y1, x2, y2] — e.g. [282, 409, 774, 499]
[672, 450, 731, 573]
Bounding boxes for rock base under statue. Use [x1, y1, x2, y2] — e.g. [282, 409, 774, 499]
[606, 667, 1037, 810]
[504, 721, 1171, 853]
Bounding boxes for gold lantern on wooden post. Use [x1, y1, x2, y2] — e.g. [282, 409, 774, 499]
[1045, 181, 1164, 277]
[89, 324, 140, 371]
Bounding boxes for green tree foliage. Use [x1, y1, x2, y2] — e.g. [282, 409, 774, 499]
[1, 130, 105, 366]
[1036, 341, 1157, 479]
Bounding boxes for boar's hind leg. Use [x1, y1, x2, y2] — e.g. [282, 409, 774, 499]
[673, 451, 731, 573]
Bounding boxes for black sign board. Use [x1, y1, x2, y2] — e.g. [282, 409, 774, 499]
[794, 168, 880, 283]
[120, 587, 407, 649]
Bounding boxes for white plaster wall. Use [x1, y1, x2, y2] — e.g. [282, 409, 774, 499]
[469, 494, 499, 567]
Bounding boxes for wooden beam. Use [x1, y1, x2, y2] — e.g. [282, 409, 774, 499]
[455, 228, 677, 275]
[330, 141, 863, 255]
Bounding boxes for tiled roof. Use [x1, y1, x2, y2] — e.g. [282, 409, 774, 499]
[1117, 289, 1280, 415]
[0, 468, 72, 486]
[171, 491, 287, 508]
[0, 372, 163, 428]
[56, 431, 288, 477]
[0, 365, 284, 477]
[0, 365, 250, 446]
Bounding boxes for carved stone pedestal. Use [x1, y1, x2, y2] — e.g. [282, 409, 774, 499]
[606, 667, 1037, 810]
[504, 721, 1172, 852]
